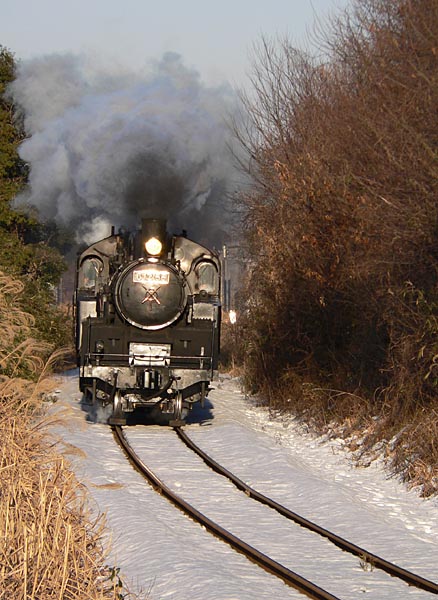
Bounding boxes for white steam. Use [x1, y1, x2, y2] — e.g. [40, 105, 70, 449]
[9, 52, 242, 245]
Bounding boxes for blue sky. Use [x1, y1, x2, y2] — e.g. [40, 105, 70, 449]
[2, 0, 350, 85]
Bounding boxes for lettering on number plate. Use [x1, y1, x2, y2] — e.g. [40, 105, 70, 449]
[133, 269, 170, 285]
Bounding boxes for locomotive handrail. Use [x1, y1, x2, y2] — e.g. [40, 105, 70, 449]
[85, 352, 213, 360]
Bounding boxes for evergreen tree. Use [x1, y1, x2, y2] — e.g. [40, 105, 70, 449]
[0, 46, 71, 349]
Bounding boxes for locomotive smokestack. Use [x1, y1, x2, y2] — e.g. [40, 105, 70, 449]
[142, 218, 167, 241]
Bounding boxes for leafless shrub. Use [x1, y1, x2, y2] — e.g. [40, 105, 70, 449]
[234, 0, 438, 491]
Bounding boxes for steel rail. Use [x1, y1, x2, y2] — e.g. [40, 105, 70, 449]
[176, 427, 438, 595]
[112, 425, 341, 600]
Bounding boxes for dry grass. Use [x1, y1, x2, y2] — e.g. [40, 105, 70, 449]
[266, 376, 438, 497]
[0, 274, 52, 379]
[0, 272, 141, 599]
[363, 410, 438, 498]
[0, 390, 121, 599]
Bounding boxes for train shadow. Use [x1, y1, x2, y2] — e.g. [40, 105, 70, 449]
[184, 397, 214, 426]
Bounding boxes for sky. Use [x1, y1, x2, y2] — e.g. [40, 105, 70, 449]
[2, 0, 351, 246]
[2, 0, 350, 86]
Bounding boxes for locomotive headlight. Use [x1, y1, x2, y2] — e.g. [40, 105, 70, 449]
[145, 237, 162, 256]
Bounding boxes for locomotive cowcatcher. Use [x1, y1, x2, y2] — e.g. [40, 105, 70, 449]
[74, 218, 221, 425]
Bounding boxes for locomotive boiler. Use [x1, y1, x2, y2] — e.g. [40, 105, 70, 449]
[74, 218, 221, 425]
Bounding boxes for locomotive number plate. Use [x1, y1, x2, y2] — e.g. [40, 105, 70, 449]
[133, 269, 170, 285]
[129, 343, 171, 366]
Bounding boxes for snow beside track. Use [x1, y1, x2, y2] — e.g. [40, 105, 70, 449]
[50, 371, 438, 599]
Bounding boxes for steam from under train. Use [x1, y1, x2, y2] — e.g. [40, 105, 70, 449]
[8, 52, 243, 247]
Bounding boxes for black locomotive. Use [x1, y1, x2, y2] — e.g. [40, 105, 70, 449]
[74, 218, 221, 425]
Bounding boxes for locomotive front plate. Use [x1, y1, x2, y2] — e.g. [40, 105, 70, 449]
[114, 260, 187, 330]
[129, 343, 171, 366]
[133, 269, 170, 285]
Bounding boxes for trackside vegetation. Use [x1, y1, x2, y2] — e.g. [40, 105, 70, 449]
[233, 0, 438, 495]
[0, 274, 134, 599]
[0, 49, 141, 599]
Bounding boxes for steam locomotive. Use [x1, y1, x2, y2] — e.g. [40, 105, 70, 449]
[74, 218, 221, 425]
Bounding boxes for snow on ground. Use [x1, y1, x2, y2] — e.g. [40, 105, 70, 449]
[50, 370, 438, 599]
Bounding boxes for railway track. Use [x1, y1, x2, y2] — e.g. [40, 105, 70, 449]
[113, 424, 340, 600]
[112, 424, 438, 599]
[176, 427, 438, 596]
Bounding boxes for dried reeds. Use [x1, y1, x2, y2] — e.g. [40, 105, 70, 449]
[0, 272, 136, 599]
[0, 394, 121, 599]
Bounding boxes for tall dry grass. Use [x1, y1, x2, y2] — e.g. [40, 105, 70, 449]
[0, 274, 52, 379]
[0, 272, 137, 599]
[0, 392, 123, 599]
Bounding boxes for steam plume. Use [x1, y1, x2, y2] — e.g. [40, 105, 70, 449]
[9, 52, 242, 246]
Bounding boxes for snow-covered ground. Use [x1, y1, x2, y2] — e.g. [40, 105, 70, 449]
[50, 371, 438, 599]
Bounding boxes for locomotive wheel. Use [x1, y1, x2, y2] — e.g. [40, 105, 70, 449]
[169, 391, 186, 427]
[109, 390, 126, 425]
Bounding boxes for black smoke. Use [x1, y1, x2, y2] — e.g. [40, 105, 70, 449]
[8, 52, 243, 247]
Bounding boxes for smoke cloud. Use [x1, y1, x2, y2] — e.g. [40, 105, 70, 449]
[8, 52, 243, 246]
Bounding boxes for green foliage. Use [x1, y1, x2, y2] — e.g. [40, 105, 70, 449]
[0, 45, 72, 350]
[0, 45, 27, 207]
[106, 567, 127, 600]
